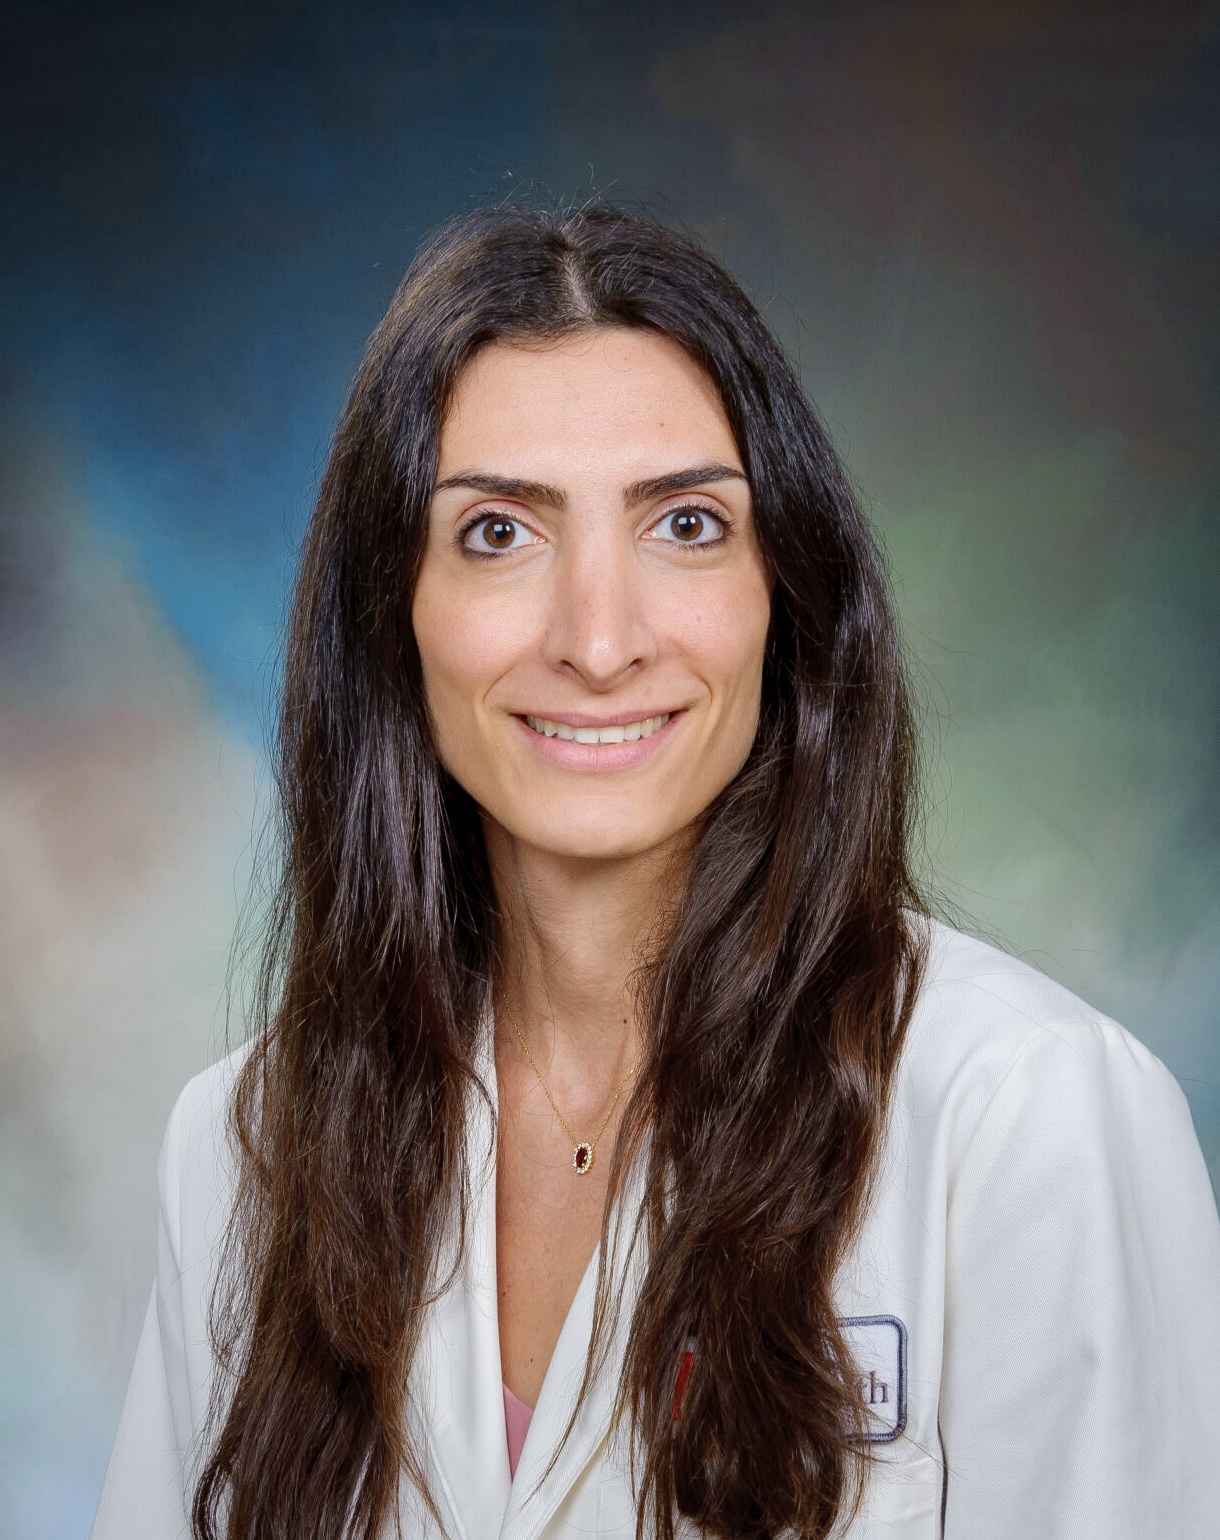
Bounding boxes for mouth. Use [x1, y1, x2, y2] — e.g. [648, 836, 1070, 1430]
[523, 712, 672, 744]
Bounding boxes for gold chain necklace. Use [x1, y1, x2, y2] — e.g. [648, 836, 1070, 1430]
[501, 1000, 637, 1175]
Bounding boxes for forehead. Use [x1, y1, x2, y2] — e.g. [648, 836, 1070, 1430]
[437, 328, 741, 477]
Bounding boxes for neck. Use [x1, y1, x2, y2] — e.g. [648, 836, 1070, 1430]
[485, 821, 691, 1081]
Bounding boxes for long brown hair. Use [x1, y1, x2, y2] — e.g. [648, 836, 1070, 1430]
[194, 204, 927, 1540]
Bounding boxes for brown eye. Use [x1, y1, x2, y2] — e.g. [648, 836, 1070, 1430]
[463, 515, 529, 553]
[652, 506, 726, 546]
[484, 519, 517, 548]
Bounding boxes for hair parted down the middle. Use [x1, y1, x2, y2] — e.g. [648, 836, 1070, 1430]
[192, 203, 928, 1540]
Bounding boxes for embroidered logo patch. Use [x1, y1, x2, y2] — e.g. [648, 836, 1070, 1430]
[839, 1314, 907, 1442]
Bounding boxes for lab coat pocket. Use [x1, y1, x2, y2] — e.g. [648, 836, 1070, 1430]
[851, 1451, 942, 1538]
[594, 1439, 699, 1539]
[597, 1450, 941, 1538]
[596, 1481, 698, 1539]
[595, 1446, 642, 1538]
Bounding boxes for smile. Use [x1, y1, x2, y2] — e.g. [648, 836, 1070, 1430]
[524, 713, 672, 744]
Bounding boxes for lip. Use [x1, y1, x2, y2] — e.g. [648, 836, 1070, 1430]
[512, 708, 685, 771]
[516, 708, 681, 729]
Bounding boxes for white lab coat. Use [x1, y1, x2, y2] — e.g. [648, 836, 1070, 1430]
[92, 921, 1220, 1538]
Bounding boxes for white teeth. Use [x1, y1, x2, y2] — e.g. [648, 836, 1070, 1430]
[525, 713, 672, 745]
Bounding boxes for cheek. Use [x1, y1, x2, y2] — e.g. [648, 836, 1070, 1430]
[411, 579, 529, 744]
[681, 576, 771, 712]
[416, 607, 482, 697]
[411, 581, 476, 744]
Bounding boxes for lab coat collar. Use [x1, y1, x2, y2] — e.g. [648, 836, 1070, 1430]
[412, 1064, 511, 1539]
[412, 1016, 650, 1540]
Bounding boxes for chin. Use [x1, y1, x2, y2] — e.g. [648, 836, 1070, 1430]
[536, 832, 673, 864]
[510, 811, 694, 866]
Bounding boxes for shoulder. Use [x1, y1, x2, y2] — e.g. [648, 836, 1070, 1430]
[882, 946, 1220, 1537]
[894, 916, 1195, 1172]
[157, 1038, 255, 1259]
[161, 1037, 254, 1168]
[856, 918, 1218, 1314]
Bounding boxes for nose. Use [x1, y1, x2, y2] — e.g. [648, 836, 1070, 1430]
[541, 528, 657, 689]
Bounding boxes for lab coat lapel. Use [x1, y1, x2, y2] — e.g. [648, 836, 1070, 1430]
[411, 1036, 513, 1540]
[500, 1154, 650, 1540]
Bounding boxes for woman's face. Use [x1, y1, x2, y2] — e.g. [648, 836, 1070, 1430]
[412, 327, 772, 865]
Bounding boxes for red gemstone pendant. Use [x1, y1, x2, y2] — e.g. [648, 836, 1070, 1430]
[573, 1142, 594, 1174]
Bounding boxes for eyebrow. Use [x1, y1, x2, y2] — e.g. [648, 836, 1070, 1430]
[430, 462, 749, 510]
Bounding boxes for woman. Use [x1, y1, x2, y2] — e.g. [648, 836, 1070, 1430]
[92, 205, 1220, 1540]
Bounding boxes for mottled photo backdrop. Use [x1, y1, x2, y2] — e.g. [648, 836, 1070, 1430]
[2, 3, 1216, 1534]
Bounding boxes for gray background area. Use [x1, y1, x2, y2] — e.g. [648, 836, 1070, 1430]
[1, 3, 1216, 1533]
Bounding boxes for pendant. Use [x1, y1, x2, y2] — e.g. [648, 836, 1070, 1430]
[573, 1141, 594, 1174]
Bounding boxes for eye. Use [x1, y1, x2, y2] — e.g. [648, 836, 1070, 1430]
[649, 504, 728, 546]
[460, 513, 539, 556]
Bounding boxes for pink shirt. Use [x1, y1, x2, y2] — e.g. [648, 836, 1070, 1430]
[502, 1383, 534, 1477]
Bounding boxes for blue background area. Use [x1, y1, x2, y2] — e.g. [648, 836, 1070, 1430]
[2, 2, 564, 720]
